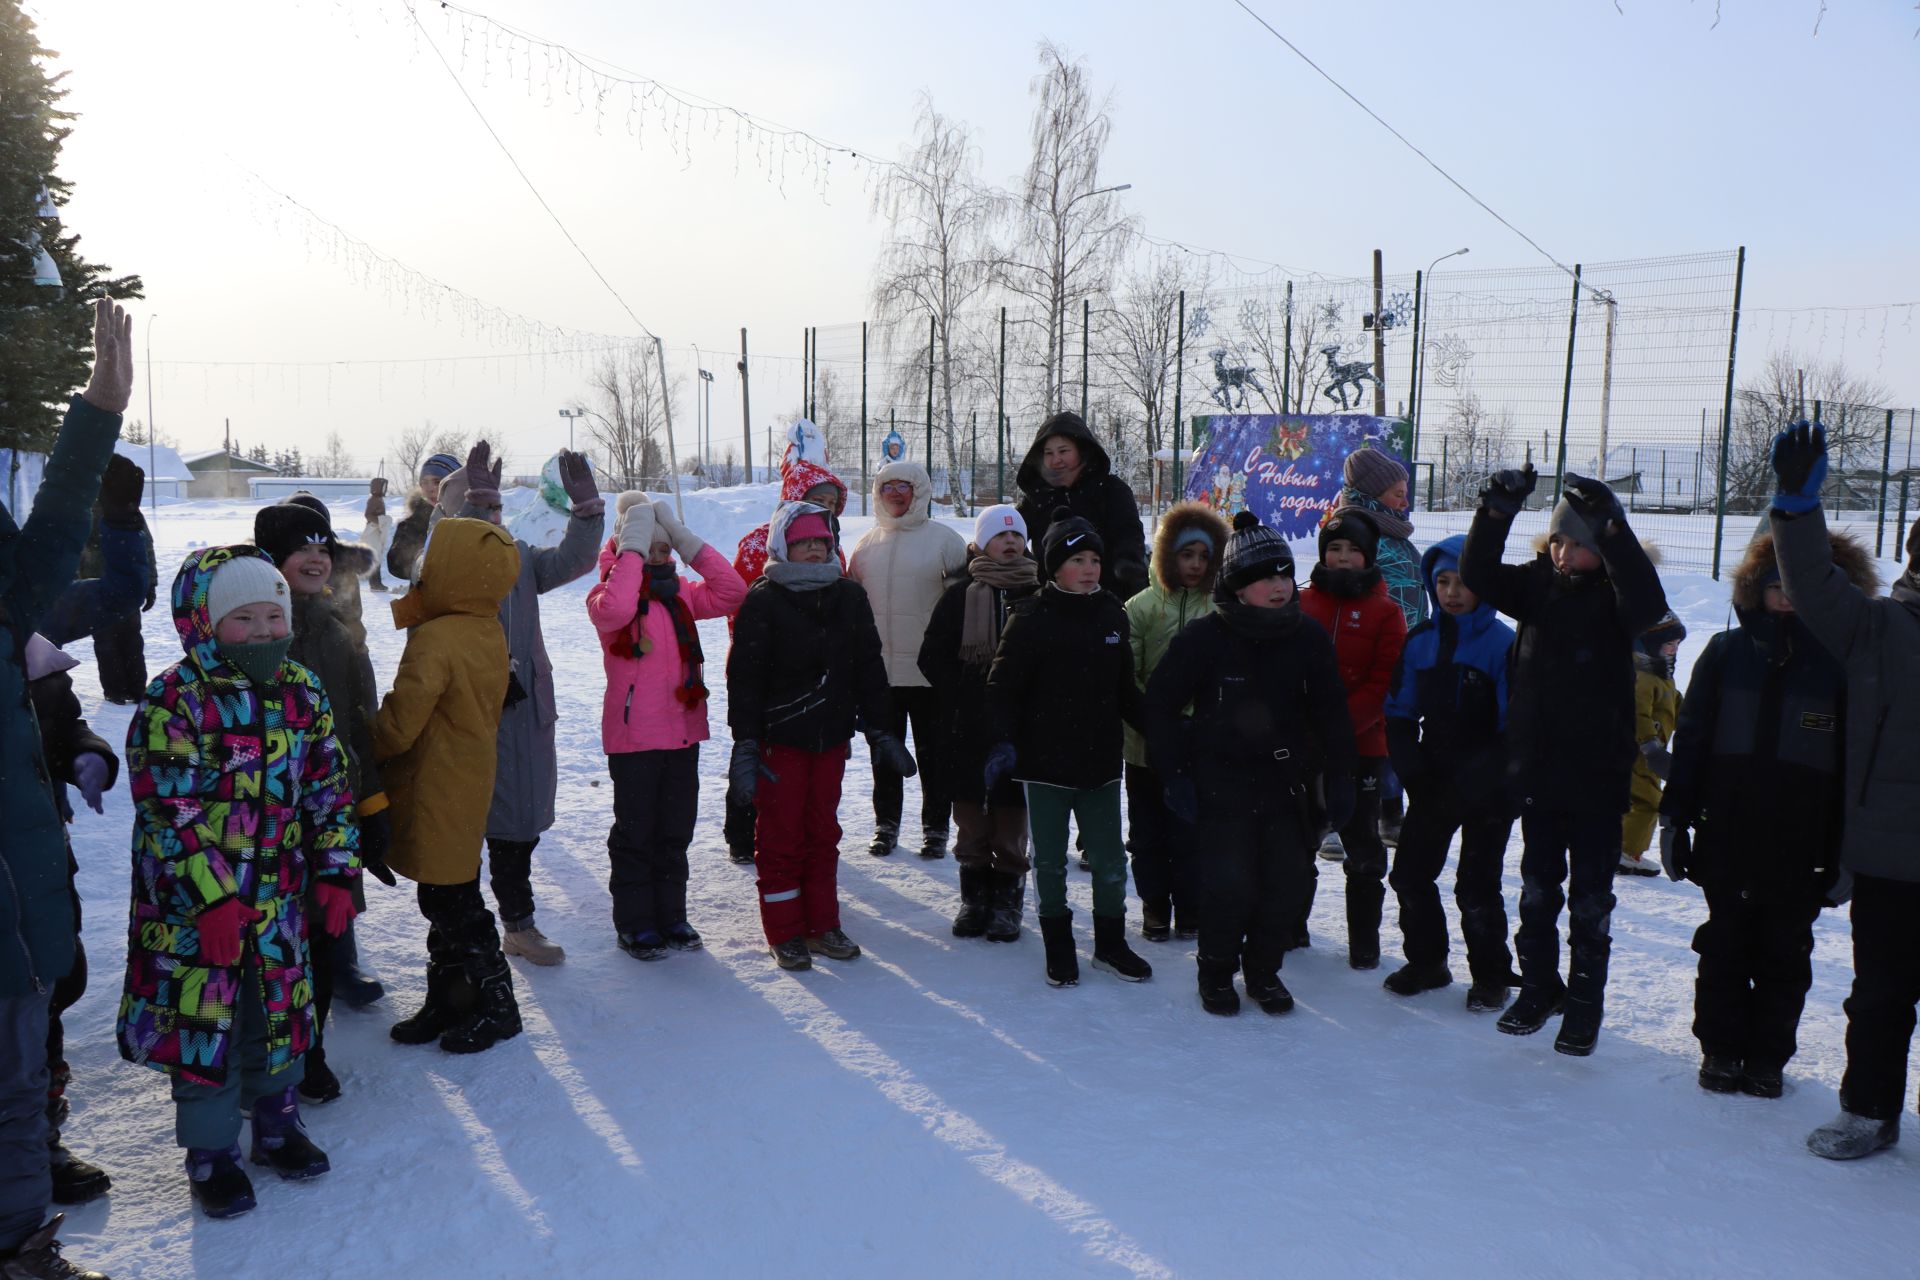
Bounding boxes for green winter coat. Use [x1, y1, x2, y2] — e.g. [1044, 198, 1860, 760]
[1123, 502, 1230, 767]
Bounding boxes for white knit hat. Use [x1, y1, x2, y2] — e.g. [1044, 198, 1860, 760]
[973, 504, 1027, 550]
[206, 556, 291, 625]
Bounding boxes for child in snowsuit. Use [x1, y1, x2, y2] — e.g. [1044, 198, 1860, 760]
[726, 502, 907, 970]
[1383, 535, 1519, 1010]
[984, 517, 1152, 988]
[1298, 509, 1407, 968]
[77, 454, 158, 705]
[1620, 611, 1685, 877]
[1662, 526, 1870, 1101]
[1767, 422, 1920, 1160]
[919, 505, 1042, 942]
[119, 546, 362, 1219]
[1460, 467, 1667, 1056]
[1123, 499, 1230, 941]
[25, 634, 117, 1207]
[588, 494, 747, 960]
[849, 460, 969, 859]
[1145, 513, 1356, 1016]
[726, 458, 849, 863]
[376, 517, 524, 1056]
[253, 497, 395, 1103]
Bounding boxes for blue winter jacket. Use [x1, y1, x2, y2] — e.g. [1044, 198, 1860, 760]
[0, 396, 121, 996]
[1384, 535, 1514, 812]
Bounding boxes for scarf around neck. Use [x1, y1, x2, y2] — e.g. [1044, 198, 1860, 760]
[961, 555, 1039, 667]
[607, 559, 707, 707]
[1340, 487, 1415, 541]
[1217, 597, 1302, 638]
[765, 560, 842, 592]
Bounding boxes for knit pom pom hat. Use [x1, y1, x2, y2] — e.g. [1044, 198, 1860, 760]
[1343, 447, 1408, 498]
[1218, 510, 1295, 596]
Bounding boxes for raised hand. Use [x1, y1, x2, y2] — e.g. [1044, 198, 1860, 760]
[558, 450, 600, 507]
[464, 440, 504, 498]
[1770, 421, 1828, 514]
[1477, 464, 1537, 519]
[81, 298, 134, 415]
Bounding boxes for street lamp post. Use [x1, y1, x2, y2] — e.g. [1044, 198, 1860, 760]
[145, 314, 159, 519]
[557, 405, 585, 452]
[698, 368, 715, 479]
[1412, 247, 1469, 468]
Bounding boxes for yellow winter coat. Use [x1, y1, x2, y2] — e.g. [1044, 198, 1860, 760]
[374, 518, 520, 884]
[1622, 659, 1681, 855]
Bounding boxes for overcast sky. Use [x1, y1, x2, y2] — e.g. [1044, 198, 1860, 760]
[30, 0, 1920, 476]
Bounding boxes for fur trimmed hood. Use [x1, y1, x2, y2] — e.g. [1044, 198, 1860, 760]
[1732, 528, 1879, 613]
[1150, 501, 1232, 593]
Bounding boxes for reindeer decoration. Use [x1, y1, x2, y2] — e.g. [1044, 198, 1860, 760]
[1319, 345, 1382, 412]
[1209, 348, 1266, 410]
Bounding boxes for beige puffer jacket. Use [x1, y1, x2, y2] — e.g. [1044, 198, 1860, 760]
[848, 460, 969, 687]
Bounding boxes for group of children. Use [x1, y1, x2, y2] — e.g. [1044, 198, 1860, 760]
[29, 415, 1920, 1239]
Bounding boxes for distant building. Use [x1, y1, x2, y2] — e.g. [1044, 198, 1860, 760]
[115, 440, 189, 502]
[182, 449, 277, 499]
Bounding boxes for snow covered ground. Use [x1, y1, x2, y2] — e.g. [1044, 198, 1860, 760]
[39, 487, 1920, 1277]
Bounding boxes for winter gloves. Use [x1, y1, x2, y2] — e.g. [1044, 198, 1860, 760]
[1660, 820, 1689, 883]
[313, 881, 358, 937]
[1639, 738, 1673, 781]
[617, 503, 657, 555]
[558, 450, 605, 519]
[867, 730, 918, 779]
[1771, 422, 1829, 515]
[99, 454, 145, 524]
[1323, 772, 1356, 833]
[196, 899, 264, 967]
[357, 809, 397, 886]
[1477, 465, 1537, 519]
[80, 298, 134, 416]
[728, 739, 778, 808]
[463, 441, 504, 507]
[71, 752, 111, 814]
[1163, 777, 1198, 827]
[1561, 474, 1625, 536]
[655, 505, 705, 563]
[982, 741, 1017, 794]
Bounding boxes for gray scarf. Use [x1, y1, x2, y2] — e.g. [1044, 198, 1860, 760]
[765, 561, 843, 592]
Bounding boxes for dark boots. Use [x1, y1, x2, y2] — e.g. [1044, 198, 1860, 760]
[1039, 914, 1079, 987]
[297, 1042, 341, 1104]
[986, 873, 1025, 943]
[1554, 996, 1603, 1057]
[952, 866, 992, 938]
[1383, 962, 1453, 997]
[440, 953, 523, 1054]
[390, 957, 472, 1046]
[1346, 876, 1384, 970]
[1198, 960, 1240, 1016]
[249, 1085, 331, 1179]
[186, 1145, 255, 1219]
[1091, 914, 1152, 983]
[1498, 981, 1567, 1036]
[0, 1213, 110, 1277]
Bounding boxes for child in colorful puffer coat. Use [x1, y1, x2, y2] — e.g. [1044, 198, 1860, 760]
[1662, 526, 1871, 1103]
[118, 546, 362, 1220]
[1620, 611, 1685, 877]
[1123, 499, 1230, 941]
[588, 494, 747, 960]
[376, 518, 524, 1057]
[726, 502, 909, 970]
[1297, 508, 1408, 968]
[1382, 536, 1519, 1011]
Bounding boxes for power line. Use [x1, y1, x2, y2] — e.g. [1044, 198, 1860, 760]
[405, 1, 655, 338]
[1227, 0, 1581, 286]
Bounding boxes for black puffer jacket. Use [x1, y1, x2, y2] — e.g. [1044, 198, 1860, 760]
[1144, 601, 1356, 815]
[1015, 413, 1148, 598]
[1459, 507, 1667, 813]
[386, 491, 435, 583]
[289, 590, 384, 805]
[986, 584, 1141, 790]
[918, 569, 1040, 806]
[727, 576, 891, 753]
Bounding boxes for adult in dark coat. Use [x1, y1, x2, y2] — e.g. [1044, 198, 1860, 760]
[75, 453, 157, 703]
[1015, 410, 1148, 598]
[385, 450, 461, 584]
[1459, 466, 1667, 1055]
[0, 297, 128, 1278]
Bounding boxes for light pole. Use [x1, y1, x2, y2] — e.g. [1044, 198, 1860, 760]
[145, 314, 159, 519]
[557, 406, 585, 452]
[1412, 247, 1468, 467]
[1050, 182, 1131, 411]
[698, 368, 715, 478]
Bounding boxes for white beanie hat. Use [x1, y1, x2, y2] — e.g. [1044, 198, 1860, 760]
[207, 556, 291, 626]
[973, 504, 1027, 550]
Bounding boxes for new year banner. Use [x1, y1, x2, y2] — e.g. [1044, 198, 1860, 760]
[1184, 414, 1413, 539]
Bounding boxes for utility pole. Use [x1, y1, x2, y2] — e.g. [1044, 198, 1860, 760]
[145, 314, 160, 517]
[738, 328, 753, 484]
[1597, 292, 1618, 482]
[1371, 249, 1386, 417]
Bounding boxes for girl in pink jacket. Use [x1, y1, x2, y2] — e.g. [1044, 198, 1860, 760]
[586, 493, 749, 959]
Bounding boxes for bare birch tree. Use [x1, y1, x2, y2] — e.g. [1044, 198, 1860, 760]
[584, 346, 678, 491]
[1099, 246, 1210, 460]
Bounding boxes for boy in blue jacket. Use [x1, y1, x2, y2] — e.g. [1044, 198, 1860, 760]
[1383, 535, 1519, 1011]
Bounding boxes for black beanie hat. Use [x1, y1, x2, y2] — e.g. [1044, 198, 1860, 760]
[1319, 508, 1380, 568]
[253, 498, 336, 568]
[1218, 510, 1295, 596]
[1043, 516, 1104, 578]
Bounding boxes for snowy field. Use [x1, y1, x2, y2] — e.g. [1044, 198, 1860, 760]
[35, 484, 1920, 1278]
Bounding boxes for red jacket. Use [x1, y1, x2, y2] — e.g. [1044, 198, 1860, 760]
[730, 458, 848, 635]
[1299, 570, 1407, 757]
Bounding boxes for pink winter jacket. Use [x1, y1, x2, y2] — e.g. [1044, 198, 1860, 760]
[586, 540, 748, 754]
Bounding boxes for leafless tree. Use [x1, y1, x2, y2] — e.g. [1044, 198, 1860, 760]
[1726, 349, 1894, 510]
[389, 421, 466, 485]
[1222, 290, 1339, 416]
[871, 96, 1001, 513]
[1099, 245, 1210, 460]
[310, 430, 356, 478]
[584, 346, 679, 491]
[1437, 384, 1516, 509]
[1003, 42, 1134, 417]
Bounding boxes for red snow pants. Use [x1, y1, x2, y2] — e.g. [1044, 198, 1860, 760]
[753, 742, 850, 945]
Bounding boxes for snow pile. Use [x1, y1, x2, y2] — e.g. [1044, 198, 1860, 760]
[38, 500, 1920, 1277]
